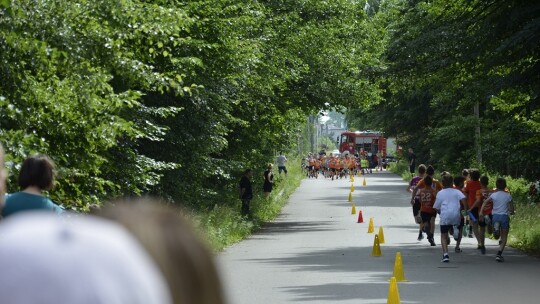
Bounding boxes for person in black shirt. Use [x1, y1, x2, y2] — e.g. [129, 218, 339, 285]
[408, 148, 417, 174]
[263, 164, 273, 198]
[239, 169, 253, 218]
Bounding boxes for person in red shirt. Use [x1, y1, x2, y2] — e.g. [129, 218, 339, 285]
[470, 175, 494, 254]
[464, 169, 482, 242]
[418, 176, 438, 246]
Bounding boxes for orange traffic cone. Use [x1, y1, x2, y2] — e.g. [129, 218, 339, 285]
[387, 277, 401, 304]
[368, 217, 375, 233]
[371, 234, 382, 256]
[351, 203, 357, 215]
[392, 252, 407, 282]
[378, 226, 386, 244]
[357, 210, 364, 223]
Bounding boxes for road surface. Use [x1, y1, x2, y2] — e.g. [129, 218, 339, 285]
[217, 171, 540, 303]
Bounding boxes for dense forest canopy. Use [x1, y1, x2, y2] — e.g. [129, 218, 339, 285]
[347, 0, 539, 179]
[0, 0, 537, 210]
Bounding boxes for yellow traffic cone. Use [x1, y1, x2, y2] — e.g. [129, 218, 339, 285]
[378, 226, 385, 244]
[392, 252, 407, 282]
[351, 203, 356, 215]
[350, 184, 355, 192]
[368, 217, 375, 233]
[363, 178, 367, 186]
[350, 176, 355, 182]
[348, 192, 353, 202]
[387, 277, 401, 304]
[371, 234, 382, 257]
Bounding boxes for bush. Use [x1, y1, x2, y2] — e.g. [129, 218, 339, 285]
[196, 156, 304, 251]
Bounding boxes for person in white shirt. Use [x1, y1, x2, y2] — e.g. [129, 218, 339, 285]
[434, 174, 468, 263]
[480, 178, 515, 262]
[276, 152, 288, 175]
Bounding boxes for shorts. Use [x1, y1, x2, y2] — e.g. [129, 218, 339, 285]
[263, 182, 273, 192]
[412, 198, 420, 217]
[278, 166, 287, 174]
[440, 225, 453, 234]
[421, 211, 437, 223]
[492, 214, 510, 230]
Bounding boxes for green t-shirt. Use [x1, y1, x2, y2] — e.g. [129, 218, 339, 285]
[1, 192, 64, 218]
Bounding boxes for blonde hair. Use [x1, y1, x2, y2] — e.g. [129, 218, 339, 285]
[100, 199, 225, 304]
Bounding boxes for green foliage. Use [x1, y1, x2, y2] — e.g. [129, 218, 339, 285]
[198, 156, 304, 251]
[346, 0, 539, 181]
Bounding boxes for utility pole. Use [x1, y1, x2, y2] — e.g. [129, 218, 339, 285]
[474, 101, 482, 165]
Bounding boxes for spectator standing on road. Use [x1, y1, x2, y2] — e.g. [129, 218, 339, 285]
[408, 148, 416, 174]
[480, 178, 515, 262]
[239, 169, 253, 218]
[1, 155, 64, 218]
[376, 151, 383, 170]
[263, 164, 274, 198]
[433, 174, 468, 263]
[276, 152, 288, 175]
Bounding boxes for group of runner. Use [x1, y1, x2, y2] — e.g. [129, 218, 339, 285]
[408, 164, 515, 263]
[302, 151, 382, 180]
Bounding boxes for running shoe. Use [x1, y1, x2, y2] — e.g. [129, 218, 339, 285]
[455, 247, 462, 253]
[493, 222, 500, 240]
[428, 237, 436, 246]
[495, 254, 504, 262]
[452, 225, 460, 241]
[417, 233, 424, 241]
[480, 245, 486, 255]
[441, 254, 449, 263]
[468, 233, 473, 238]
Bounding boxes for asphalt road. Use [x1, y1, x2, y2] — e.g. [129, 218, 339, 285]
[217, 171, 540, 304]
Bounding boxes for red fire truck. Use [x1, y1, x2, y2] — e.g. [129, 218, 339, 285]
[337, 131, 388, 158]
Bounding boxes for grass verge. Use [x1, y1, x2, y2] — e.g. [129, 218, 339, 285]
[196, 157, 304, 252]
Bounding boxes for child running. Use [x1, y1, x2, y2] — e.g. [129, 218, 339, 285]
[408, 164, 427, 241]
[433, 174, 468, 263]
[470, 175, 494, 254]
[464, 169, 482, 240]
[453, 176, 466, 253]
[480, 178, 515, 262]
[418, 175, 437, 246]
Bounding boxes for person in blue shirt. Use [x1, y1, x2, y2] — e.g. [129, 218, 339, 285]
[1, 154, 64, 218]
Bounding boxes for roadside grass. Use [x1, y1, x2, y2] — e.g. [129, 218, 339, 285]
[389, 162, 540, 254]
[196, 157, 304, 252]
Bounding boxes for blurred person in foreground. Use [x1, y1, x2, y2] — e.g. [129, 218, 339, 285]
[0, 212, 172, 304]
[100, 198, 226, 304]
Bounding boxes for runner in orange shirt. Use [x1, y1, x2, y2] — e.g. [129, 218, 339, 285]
[469, 175, 493, 254]
[418, 176, 438, 246]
